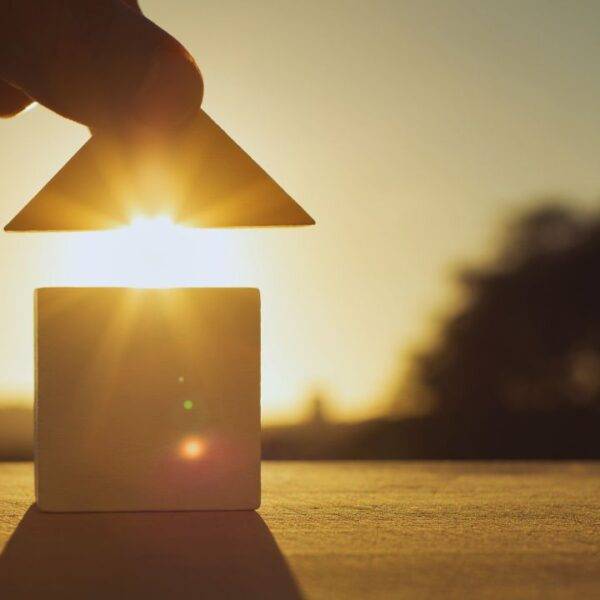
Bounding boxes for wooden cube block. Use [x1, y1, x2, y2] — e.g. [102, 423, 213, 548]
[35, 287, 260, 512]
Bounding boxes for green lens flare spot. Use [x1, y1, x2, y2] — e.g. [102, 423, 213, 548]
[183, 400, 194, 411]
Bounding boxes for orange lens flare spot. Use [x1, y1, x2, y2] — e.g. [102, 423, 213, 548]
[180, 437, 206, 460]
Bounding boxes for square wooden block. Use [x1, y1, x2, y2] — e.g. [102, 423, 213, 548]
[35, 287, 261, 512]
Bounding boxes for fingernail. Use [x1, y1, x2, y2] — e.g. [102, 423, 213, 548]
[135, 48, 203, 129]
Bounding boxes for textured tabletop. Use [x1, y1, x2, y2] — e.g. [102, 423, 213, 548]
[0, 461, 599, 599]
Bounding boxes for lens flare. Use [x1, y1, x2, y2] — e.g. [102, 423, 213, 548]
[180, 436, 206, 460]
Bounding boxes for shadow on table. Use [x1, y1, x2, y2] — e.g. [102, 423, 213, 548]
[0, 505, 302, 599]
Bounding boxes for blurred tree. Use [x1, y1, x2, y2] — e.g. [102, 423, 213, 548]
[397, 200, 600, 415]
[304, 390, 331, 426]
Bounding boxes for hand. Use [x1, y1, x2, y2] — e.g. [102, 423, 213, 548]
[0, 0, 203, 130]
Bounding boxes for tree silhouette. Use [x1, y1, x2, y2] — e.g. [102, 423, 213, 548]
[400, 200, 600, 415]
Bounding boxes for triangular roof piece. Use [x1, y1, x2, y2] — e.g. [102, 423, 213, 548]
[4, 110, 315, 231]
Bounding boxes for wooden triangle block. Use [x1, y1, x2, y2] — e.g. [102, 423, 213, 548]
[4, 110, 315, 231]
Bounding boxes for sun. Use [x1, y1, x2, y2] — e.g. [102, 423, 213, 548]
[127, 214, 180, 236]
[110, 214, 187, 288]
[55, 213, 252, 289]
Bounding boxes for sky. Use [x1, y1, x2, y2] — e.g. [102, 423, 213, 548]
[0, 0, 599, 423]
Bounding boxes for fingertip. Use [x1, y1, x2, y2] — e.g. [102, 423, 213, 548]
[0, 83, 33, 118]
[133, 46, 203, 129]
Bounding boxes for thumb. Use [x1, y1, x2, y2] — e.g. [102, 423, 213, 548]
[0, 0, 203, 129]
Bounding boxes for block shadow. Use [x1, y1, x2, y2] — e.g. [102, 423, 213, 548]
[0, 505, 302, 599]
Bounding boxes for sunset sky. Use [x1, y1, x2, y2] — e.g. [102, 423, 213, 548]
[1, 0, 599, 423]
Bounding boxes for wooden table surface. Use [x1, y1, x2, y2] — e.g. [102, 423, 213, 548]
[0, 461, 599, 599]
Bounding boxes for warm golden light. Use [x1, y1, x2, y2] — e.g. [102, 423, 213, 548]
[180, 437, 206, 460]
[7, 211, 309, 423]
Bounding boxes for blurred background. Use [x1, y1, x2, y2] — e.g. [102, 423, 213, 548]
[1, 1, 599, 459]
